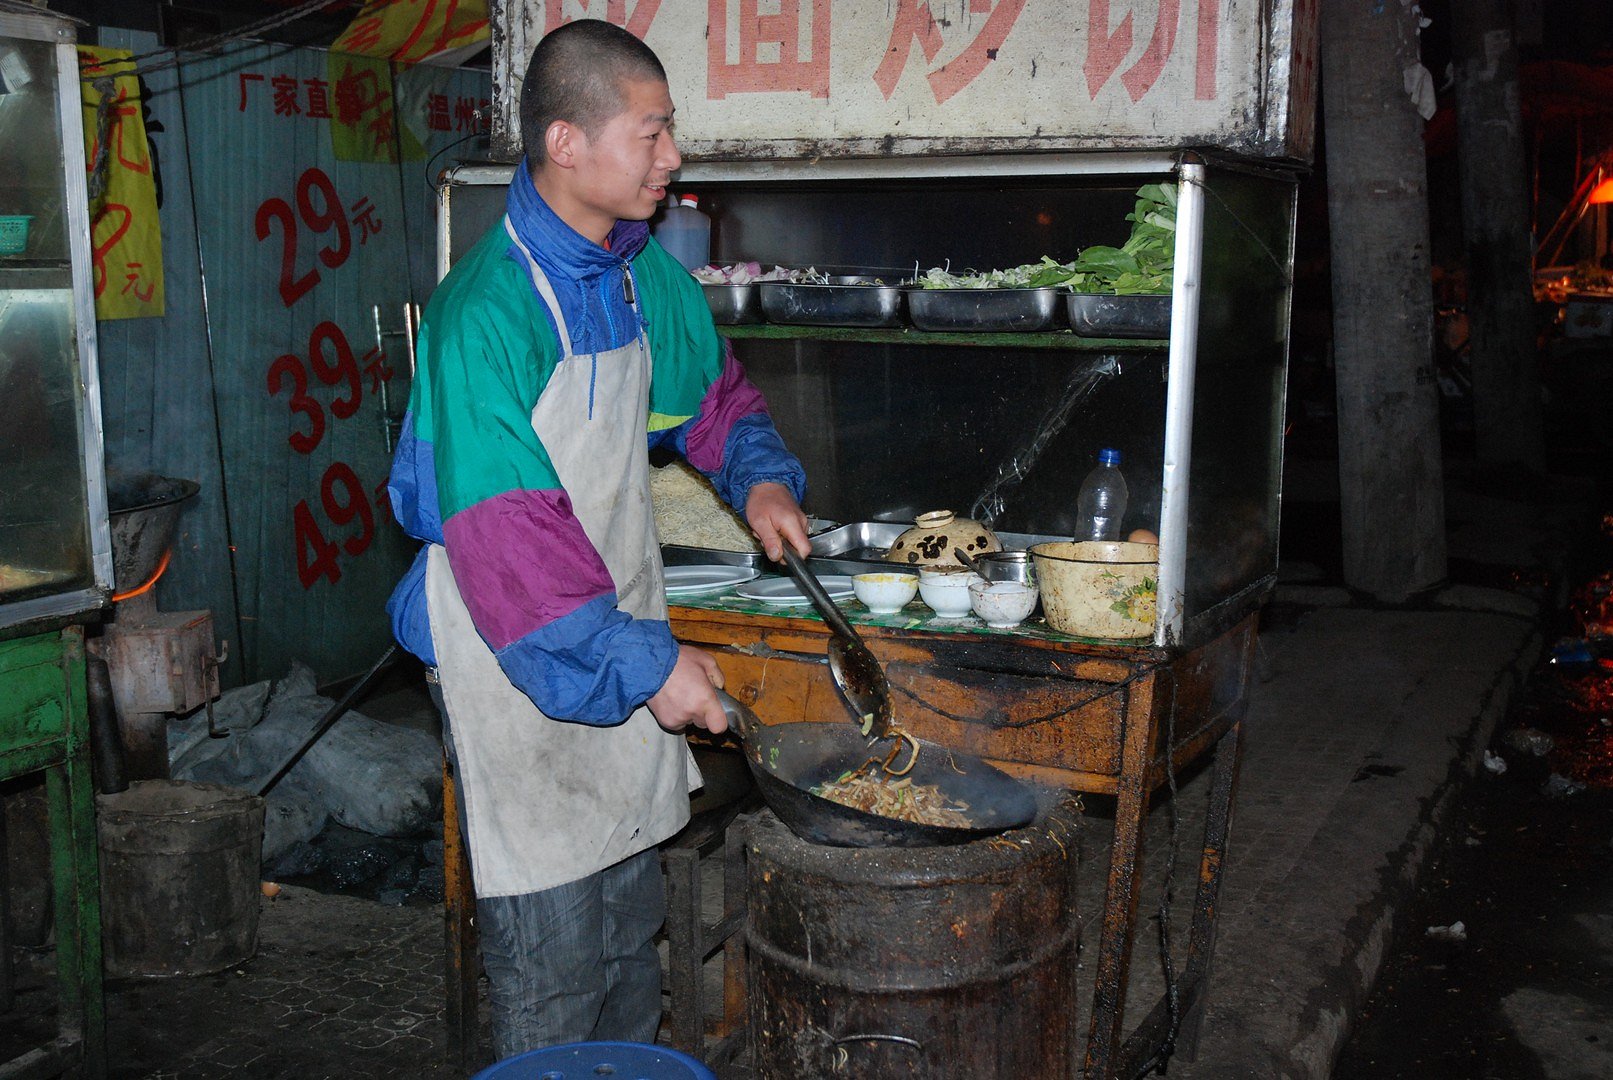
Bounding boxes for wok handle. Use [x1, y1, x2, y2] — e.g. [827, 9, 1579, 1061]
[713, 688, 756, 741]
[780, 547, 862, 641]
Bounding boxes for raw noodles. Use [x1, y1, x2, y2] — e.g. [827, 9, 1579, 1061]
[650, 461, 759, 552]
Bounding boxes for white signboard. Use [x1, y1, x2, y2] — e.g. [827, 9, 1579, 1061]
[493, 0, 1317, 163]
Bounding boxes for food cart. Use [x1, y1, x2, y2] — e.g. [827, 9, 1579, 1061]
[437, 3, 1316, 1076]
[0, 8, 113, 1077]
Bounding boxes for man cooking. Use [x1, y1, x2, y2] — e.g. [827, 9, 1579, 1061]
[383, 18, 811, 1058]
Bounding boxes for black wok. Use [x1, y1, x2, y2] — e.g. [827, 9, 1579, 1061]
[716, 690, 1037, 848]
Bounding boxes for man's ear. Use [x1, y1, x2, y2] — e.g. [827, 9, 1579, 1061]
[544, 119, 580, 170]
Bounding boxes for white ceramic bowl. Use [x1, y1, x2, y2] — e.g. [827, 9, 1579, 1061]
[969, 579, 1039, 628]
[918, 568, 982, 618]
[852, 572, 919, 613]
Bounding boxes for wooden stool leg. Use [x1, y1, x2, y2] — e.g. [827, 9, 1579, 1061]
[719, 824, 746, 1041]
[1175, 719, 1245, 1059]
[663, 847, 703, 1056]
[0, 809, 12, 1015]
[1084, 680, 1160, 1080]
[443, 757, 479, 1073]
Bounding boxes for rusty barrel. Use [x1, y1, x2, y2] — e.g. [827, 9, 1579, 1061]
[746, 796, 1080, 1078]
[97, 779, 265, 977]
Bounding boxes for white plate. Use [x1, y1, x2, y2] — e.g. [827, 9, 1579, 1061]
[734, 575, 856, 605]
[664, 565, 759, 593]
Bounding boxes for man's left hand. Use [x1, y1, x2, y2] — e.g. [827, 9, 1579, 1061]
[745, 482, 811, 562]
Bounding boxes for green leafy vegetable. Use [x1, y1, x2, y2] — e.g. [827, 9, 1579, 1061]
[916, 183, 1176, 295]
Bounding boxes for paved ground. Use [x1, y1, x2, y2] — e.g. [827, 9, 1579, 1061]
[0, 464, 1590, 1078]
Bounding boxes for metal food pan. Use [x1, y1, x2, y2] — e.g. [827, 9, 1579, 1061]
[1065, 293, 1171, 338]
[759, 278, 905, 328]
[905, 287, 1062, 332]
[701, 283, 763, 325]
[660, 546, 765, 571]
[660, 518, 841, 572]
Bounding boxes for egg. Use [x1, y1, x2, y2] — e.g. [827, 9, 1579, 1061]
[1127, 529, 1159, 545]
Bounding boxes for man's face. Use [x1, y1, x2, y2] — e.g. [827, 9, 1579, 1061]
[566, 77, 682, 227]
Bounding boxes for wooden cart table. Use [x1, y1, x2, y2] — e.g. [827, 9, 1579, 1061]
[668, 589, 1252, 1080]
[0, 628, 106, 1080]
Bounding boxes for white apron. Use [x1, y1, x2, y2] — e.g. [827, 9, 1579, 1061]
[426, 222, 700, 897]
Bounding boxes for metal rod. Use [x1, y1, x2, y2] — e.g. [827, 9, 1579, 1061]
[84, 654, 127, 795]
[1156, 160, 1206, 647]
[373, 304, 394, 453]
[254, 645, 398, 797]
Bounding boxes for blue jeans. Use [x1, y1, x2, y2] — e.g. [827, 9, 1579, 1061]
[431, 680, 666, 1058]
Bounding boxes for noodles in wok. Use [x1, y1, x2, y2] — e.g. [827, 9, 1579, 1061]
[810, 771, 973, 828]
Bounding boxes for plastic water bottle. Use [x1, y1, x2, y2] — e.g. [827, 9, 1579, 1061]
[653, 194, 710, 271]
[1074, 448, 1128, 541]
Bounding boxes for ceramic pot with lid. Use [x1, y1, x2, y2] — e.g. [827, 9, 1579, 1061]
[884, 510, 1001, 568]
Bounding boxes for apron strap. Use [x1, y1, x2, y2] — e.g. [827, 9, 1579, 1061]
[504, 217, 574, 361]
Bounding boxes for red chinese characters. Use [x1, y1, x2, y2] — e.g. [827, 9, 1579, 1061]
[707, 0, 830, 99]
[254, 168, 358, 308]
[544, 0, 662, 38]
[263, 319, 393, 587]
[238, 72, 381, 120]
[874, 0, 1026, 105]
[1085, 0, 1222, 103]
[426, 93, 452, 132]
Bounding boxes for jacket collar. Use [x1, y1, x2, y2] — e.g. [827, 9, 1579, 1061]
[506, 160, 650, 278]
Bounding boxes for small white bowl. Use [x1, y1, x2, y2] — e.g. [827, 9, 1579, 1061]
[969, 579, 1039, 628]
[852, 572, 919, 613]
[918, 568, 982, 618]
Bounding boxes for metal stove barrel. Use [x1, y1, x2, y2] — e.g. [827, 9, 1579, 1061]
[745, 794, 1081, 1078]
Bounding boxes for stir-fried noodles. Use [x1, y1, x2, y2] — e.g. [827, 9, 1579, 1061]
[810, 771, 972, 828]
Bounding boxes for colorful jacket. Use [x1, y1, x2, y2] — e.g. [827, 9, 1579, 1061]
[385, 168, 805, 724]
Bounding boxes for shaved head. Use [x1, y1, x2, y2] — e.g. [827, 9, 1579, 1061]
[519, 19, 668, 173]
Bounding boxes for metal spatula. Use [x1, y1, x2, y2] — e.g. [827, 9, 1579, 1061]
[780, 547, 894, 738]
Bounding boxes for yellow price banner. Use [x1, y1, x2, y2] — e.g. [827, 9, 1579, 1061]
[332, 0, 490, 66]
[79, 47, 164, 320]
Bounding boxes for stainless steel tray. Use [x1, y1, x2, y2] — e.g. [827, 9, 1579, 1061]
[660, 517, 841, 574]
[759, 277, 905, 328]
[661, 546, 765, 571]
[905, 287, 1062, 332]
[1066, 292, 1171, 338]
[702, 283, 763, 325]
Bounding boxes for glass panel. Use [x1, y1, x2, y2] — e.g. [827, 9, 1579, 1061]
[0, 286, 91, 603]
[1183, 168, 1295, 628]
[0, 32, 90, 607]
[688, 177, 1175, 537]
[0, 37, 68, 263]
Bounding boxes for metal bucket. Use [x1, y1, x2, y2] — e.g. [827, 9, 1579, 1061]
[106, 473, 199, 593]
[96, 780, 265, 977]
[1030, 540, 1158, 640]
[746, 798, 1080, 1078]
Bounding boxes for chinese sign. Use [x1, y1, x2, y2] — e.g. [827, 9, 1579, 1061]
[234, 54, 488, 164]
[493, 0, 1318, 161]
[79, 47, 164, 319]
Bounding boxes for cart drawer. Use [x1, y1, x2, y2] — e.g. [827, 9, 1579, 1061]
[0, 632, 75, 759]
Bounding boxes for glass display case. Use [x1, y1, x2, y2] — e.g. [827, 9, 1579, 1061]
[436, 153, 1295, 649]
[0, 10, 113, 636]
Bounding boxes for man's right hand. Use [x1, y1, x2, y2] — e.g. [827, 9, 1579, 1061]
[647, 645, 729, 735]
